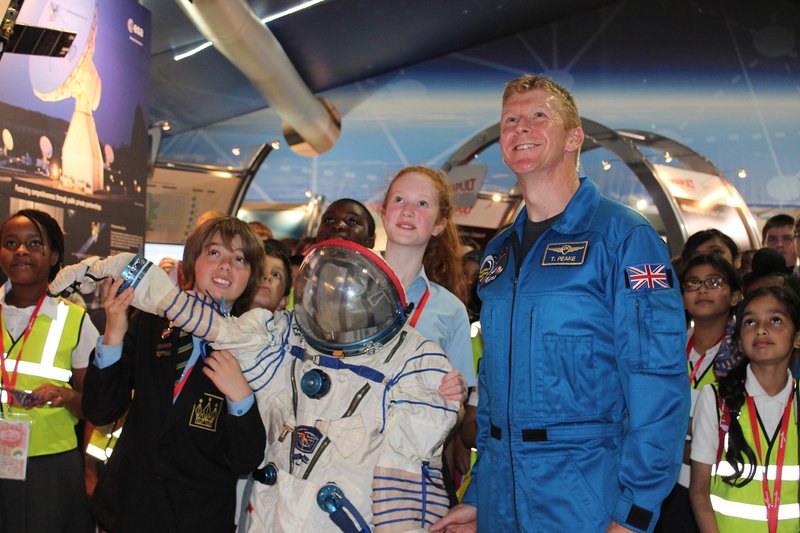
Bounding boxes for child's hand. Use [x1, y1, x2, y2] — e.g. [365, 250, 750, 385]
[439, 369, 468, 403]
[158, 257, 177, 274]
[102, 278, 134, 345]
[31, 383, 74, 408]
[202, 349, 251, 403]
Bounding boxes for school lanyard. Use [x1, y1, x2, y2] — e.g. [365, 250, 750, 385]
[745, 381, 795, 533]
[0, 294, 46, 400]
[173, 338, 207, 403]
[686, 334, 722, 387]
[409, 287, 430, 328]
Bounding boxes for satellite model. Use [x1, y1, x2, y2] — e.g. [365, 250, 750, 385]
[2, 0, 103, 195]
[0, 0, 75, 59]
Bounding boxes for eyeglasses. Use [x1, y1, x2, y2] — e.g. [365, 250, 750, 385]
[683, 276, 727, 291]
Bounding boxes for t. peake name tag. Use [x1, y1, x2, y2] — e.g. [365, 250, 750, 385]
[542, 241, 588, 266]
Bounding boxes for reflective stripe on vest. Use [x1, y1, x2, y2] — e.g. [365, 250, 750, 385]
[4, 360, 72, 382]
[710, 494, 800, 521]
[3, 298, 85, 456]
[709, 382, 799, 532]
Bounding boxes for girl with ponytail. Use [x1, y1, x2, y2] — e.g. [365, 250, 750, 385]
[689, 286, 800, 532]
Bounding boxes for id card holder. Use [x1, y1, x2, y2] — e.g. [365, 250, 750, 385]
[0, 412, 32, 480]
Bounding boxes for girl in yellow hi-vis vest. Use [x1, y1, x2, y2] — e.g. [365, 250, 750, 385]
[0, 209, 99, 532]
[690, 285, 800, 533]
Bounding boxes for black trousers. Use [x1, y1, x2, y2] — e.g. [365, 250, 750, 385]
[654, 483, 700, 533]
[0, 448, 92, 533]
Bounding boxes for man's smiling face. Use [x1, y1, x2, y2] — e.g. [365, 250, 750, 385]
[499, 88, 580, 177]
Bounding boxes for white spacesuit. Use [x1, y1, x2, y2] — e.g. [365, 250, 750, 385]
[50, 240, 458, 532]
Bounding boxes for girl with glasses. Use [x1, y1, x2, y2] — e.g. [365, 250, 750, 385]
[658, 254, 743, 533]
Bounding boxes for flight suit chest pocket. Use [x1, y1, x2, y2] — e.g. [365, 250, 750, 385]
[535, 335, 597, 418]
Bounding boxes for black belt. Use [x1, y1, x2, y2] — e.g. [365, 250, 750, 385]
[491, 425, 548, 442]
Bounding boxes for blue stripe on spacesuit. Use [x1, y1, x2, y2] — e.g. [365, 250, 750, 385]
[372, 496, 449, 510]
[393, 352, 449, 374]
[243, 324, 290, 391]
[373, 508, 445, 520]
[379, 353, 456, 431]
[373, 515, 442, 528]
[389, 399, 456, 414]
[244, 345, 285, 391]
[373, 468, 449, 527]
[163, 289, 186, 318]
[176, 294, 199, 330]
[199, 299, 214, 338]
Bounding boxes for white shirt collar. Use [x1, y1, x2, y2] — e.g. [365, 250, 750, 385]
[0, 280, 63, 320]
[745, 364, 794, 402]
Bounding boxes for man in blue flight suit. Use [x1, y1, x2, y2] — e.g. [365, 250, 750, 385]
[432, 75, 689, 532]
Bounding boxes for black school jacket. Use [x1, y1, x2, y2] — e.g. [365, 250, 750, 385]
[83, 311, 266, 533]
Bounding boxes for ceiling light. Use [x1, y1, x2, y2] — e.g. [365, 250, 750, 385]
[271, 141, 281, 150]
[601, 160, 611, 171]
[636, 199, 648, 211]
[663, 151, 672, 163]
[174, 0, 328, 61]
[738, 168, 747, 179]
[491, 193, 502, 202]
[173, 41, 213, 62]
[161, 121, 171, 131]
[231, 147, 241, 156]
[617, 131, 646, 141]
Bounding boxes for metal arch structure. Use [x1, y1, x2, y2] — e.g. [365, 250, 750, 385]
[616, 129, 761, 250]
[441, 117, 761, 258]
[580, 118, 686, 257]
[441, 123, 500, 174]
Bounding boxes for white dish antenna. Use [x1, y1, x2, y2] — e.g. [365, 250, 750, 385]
[39, 135, 53, 159]
[29, 0, 102, 194]
[2, 128, 13, 152]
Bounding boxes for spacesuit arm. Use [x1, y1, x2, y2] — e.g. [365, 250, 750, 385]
[611, 225, 689, 533]
[234, 310, 294, 411]
[49, 254, 281, 361]
[372, 335, 459, 532]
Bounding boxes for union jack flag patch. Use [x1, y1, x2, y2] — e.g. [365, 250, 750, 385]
[625, 263, 673, 291]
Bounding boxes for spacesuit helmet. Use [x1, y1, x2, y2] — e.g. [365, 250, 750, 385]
[294, 239, 409, 357]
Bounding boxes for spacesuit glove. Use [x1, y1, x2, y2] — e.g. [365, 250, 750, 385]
[48, 255, 103, 297]
[49, 252, 181, 314]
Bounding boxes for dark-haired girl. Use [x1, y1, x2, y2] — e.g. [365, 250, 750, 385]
[0, 209, 98, 532]
[658, 254, 743, 532]
[681, 229, 741, 270]
[689, 286, 800, 532]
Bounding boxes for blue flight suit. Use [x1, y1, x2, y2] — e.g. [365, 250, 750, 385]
[463, 178, 689, 532]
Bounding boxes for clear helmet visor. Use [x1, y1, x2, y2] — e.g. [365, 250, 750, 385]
[294, 239, 408, 356]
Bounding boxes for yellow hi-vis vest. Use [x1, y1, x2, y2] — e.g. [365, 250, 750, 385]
[710, 382, 800, 532]
[689, 356, 716, 391]
[1, 298, 86, 456]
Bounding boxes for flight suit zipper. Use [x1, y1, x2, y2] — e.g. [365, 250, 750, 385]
[508, 231, 522, 527]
